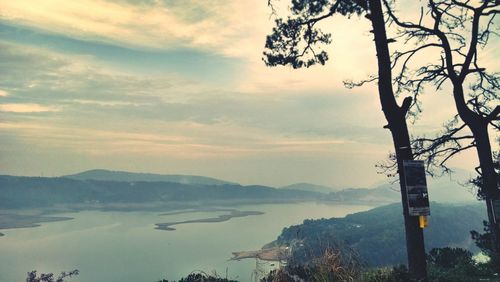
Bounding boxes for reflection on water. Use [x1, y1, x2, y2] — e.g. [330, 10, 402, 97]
[0, 203, 372, 282]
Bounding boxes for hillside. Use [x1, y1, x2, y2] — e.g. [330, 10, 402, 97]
[0, 169, 479, 211]
[328, 187, 400, 203]
[0, 175, 322, 209]
[281, 169, 477, 203]
[64, 169, 235, 186]
[274, 202, 486, 266]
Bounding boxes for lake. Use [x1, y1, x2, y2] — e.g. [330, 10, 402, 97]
[0, 202, 373, 282]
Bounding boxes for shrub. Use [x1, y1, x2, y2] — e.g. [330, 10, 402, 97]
[262, 248, 361, 282]
[158, 272, 238, 282]
[26, 270, 79, 282]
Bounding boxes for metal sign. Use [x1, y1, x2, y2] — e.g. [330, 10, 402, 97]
[403, 160, 430, 216]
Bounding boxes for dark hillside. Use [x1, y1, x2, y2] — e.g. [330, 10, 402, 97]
[276, 202, 486, 266]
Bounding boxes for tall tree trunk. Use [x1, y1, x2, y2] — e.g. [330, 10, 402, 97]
[471, 120, 500, 252]
[453, 83, 500, 253]
[368, 0, 427, 280]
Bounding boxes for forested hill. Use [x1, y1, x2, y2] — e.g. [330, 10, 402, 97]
[64, 169, 235, 186]
[0, 175, 322, 209]
[0, 170, 477, 210]
[274, 202, 486, 266]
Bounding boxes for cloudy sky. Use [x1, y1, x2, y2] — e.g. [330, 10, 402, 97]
[0, 0, 492, 187]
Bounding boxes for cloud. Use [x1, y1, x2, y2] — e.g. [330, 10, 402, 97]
[0, 103, 60, 113]
[0, 41, 182, 103]
[0, 0, 383, 96]
[0, 0, 262, 57]
[0, 41, 387, 137]
[0, 0, 372, 65]
[0, 40, 395, 173]
[0, 119, 374, 162]
[69, 99, 148, 107]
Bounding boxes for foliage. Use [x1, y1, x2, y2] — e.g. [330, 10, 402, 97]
[262, 245, 499, 282]
[158, 272, 238, 282]
[469, 152, 500, 201]
[362, 250, 497, 282]
[26, 270, 78, 282]
[426, 247, 483, 281]
[362, 246, 498, 282]
[471, 221, 500, 274]
[427, 247, 475, 269]
[263, 0, 366, 69]
[262, 247, 361, 282]
[361, 265, 410, 282]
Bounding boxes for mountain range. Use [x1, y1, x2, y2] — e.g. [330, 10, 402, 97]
[0, 168, 479, 210]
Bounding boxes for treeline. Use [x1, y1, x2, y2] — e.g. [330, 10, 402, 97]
[0, 175, 322, 209]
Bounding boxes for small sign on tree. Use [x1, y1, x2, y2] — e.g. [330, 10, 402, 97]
[403, 160, 430, 216]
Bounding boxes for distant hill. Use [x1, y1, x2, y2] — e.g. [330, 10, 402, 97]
[64, 169, 235, 186]
[1, 167, 480, 211]
[0, 175, 322, 209]
[321, 168, 477, 204]
[329, 186, 400, 203]
[281, 183, 338, 194]
[275, 202, 486, 267]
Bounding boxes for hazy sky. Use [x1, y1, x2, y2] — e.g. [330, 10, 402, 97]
[0, 1, 495, 187]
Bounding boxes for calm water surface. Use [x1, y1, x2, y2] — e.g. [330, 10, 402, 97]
[0, 203, 372, 282]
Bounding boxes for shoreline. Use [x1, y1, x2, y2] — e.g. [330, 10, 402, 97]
[231, 246, 290, 261]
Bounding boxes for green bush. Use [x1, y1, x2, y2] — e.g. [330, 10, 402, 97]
[362, 265, 410, 282]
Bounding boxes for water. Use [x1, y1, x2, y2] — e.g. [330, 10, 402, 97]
[0, 203, 372, 282]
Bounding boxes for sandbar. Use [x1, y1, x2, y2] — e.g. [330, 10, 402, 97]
[0, 213, 73, 235]
[155, 210, 264, 231]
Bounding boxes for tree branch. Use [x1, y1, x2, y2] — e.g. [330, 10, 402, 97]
[487, 106, 500, 122]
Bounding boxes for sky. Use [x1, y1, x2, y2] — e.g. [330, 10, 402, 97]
[0, 0, 496, 188]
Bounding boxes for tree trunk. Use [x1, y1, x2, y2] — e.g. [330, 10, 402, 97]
[390, 114, 428, 281]
[368, 0, 427, 280]
[453, 83, 500, 253]
[471, 121, 500, 253]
